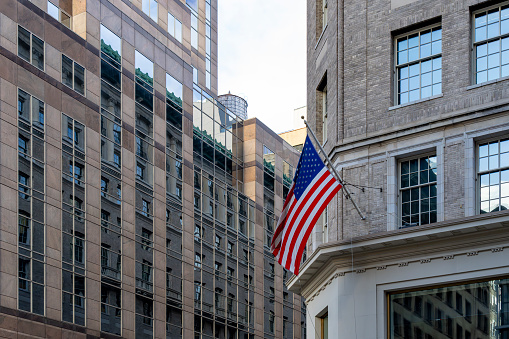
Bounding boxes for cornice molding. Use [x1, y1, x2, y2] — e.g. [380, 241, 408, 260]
[288, 211, 509, 297]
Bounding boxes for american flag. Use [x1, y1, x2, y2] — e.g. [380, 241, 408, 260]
[271, 136, 342, 275]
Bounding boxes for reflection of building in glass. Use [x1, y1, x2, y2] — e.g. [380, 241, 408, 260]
[1, 0, 305, 337]
[288, 0, 509, 338]
[218, 92, 249, 120]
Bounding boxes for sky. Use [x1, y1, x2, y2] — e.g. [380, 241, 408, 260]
[217, 0, 307, 134]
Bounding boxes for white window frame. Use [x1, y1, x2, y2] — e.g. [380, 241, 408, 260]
[387, 144, 444, 231]
[476, 135, 509, 214]
[472, 1, 509, 84]
[394, 23, 442, 105]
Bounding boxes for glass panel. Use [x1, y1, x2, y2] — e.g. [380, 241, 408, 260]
[135, 51, 154, 87]
[74, 63, 85, 95]
[166, 73, 183, 107]
[101, 25, 121, 64]
[48, 1, 59, 19]
[62, 55, 73, 88]
[32, 35, 44, 70]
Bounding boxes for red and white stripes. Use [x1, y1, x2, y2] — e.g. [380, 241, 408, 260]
[271, 168, 342, 275]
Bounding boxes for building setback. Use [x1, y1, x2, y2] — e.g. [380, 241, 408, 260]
[289, 0, 509, 338]
[0, 0, 305, 338]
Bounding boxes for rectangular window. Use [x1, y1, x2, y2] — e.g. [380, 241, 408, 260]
[317, 76, 327, 143]
[47, 1, 71, 28]
[62, 55, 85, 95]
[191, 13, 198, 49]
[473, 3, 509, 83]
[390, 278, 509, 339]
[18, 26, 44, 70]
[187, 0, 198, 12]
[478, 137, 509, 213]
[400, 155, 437, 227]
[395, 25, 442, 105]
[142, 0, 158, 22]
[168, 12, 182, 43]
[320, 312, 328, 339]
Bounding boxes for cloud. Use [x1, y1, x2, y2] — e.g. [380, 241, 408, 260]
[218, 0, 306, 133]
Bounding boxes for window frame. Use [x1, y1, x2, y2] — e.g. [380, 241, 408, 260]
[472, 1, 509, 84]
[17, 25, 45, 71]
[61, 54, 86, 95]
[476, 136, 509, 214]
[398, 152, 438, 228]
[142, 0, 158, 23]
[394, 23, 442, 105]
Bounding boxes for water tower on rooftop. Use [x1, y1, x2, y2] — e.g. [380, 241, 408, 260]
[217, 92, 248, 120]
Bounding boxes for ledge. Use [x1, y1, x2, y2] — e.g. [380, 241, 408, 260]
[467, 75, 509, 90]
[287, 209, 509, 296]
[388, 94, 443, 111]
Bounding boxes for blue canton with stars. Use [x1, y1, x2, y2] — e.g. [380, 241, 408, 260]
[293, 136, 326, 200]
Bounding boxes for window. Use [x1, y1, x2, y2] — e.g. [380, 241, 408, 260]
[195, 282, 201, 301]
[191, 12, 198, 49]
[19, 135, 28, 154]
[193, 67, 198, 84]
[142, 0, 158, 22]
[194, 253, 201, 269]
[269, 311, 275, 333]
[101, 177, 108, 196]
[18, 26, 44, 70]
[227, 267, 234, 281]
[215, 234, 221, 248]
[136, 163, 145, 180]
[317, 76, 327, 143]
[227, 241, 234, 255]
[74, 237, 84, 263]
[478, 137, 509, 213]
[400, 155, 437, 227]
[320, 312, 328, 339]
[62, 55, 85, 95]
[18, 215, 30, 245]
[142, 199, 150, 217]
[141, 228, 152, 250]
[395, 25, 442, 105]
[168, 12, 182, 43]
[187, 0, 198, 13]
[141, 260, 152, 282]
[473, 3, 509, 83]
[19, 172, 29, 199]
[194, 225, 202, 240]
[215, 261, 222, 272]
[113, 150, 120, 167]
[113, 124, 121, 143]
[390, 278, 509, 339]
[47, 1, 71, 28]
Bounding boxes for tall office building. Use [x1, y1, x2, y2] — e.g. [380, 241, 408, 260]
[289, 0, 509, 338]
[0, 0, 305, 338]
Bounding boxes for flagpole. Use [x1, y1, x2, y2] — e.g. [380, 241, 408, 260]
[302, 117, 366, 220]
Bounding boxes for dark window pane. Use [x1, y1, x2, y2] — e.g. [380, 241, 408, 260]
[18, 26, 31, 62]
[31, 35, 44, 70]
[74, 63, 85, 95]
[62, 55, 73, 88]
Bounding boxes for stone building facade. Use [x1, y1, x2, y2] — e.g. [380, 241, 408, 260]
[290, 0, 509, 338]
[0, 0, 305, 338]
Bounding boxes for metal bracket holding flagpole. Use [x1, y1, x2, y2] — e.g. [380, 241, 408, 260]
[302, 117, 366, 220]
